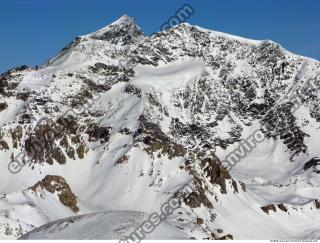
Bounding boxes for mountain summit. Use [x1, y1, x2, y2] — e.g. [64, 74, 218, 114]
[0, 16, 320, 240]
[88, 15, 144, 44]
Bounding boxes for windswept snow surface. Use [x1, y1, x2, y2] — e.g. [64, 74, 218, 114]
[20, 211, 189, 240]
[132, 58, 205, 91]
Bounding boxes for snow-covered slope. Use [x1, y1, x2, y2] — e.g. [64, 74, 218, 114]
[0, 15, 320, 240]
[20, 211, 189, 240]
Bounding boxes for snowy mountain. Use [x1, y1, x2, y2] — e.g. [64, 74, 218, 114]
[0, 15, 320, 240]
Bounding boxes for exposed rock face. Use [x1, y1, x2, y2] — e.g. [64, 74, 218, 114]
[136, 116, 186, 159]
[0, 65, 31, 98]
[30, 175, 79, 213]
[314, 199, 320, 209]
[0, 103, 8, 112]
[304, 157, 320, 171]
[277, 203, 288, 212]
[86, 124, 111, 143]
[200, 157, 231, 194]
[1, 16, 320, 240]
[21, 116, 88, 165]
[261, 105, 308, 160]
[116, 154, 130, 165]
[183, 189, 213, 209]
[11, 126, 23, 148]
[261, 204, 277, 214]
[217, 234, 234, 240]
[0, 140, 9, 150]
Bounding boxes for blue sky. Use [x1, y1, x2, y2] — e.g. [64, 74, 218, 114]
[0, 0, 319, 73]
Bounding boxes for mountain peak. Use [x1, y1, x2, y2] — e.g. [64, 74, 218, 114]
[112, 14, 136, 26]
[88, 15, 144, 44]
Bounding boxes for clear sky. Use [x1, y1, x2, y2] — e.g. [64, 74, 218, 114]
[0, 0, 319, 73]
